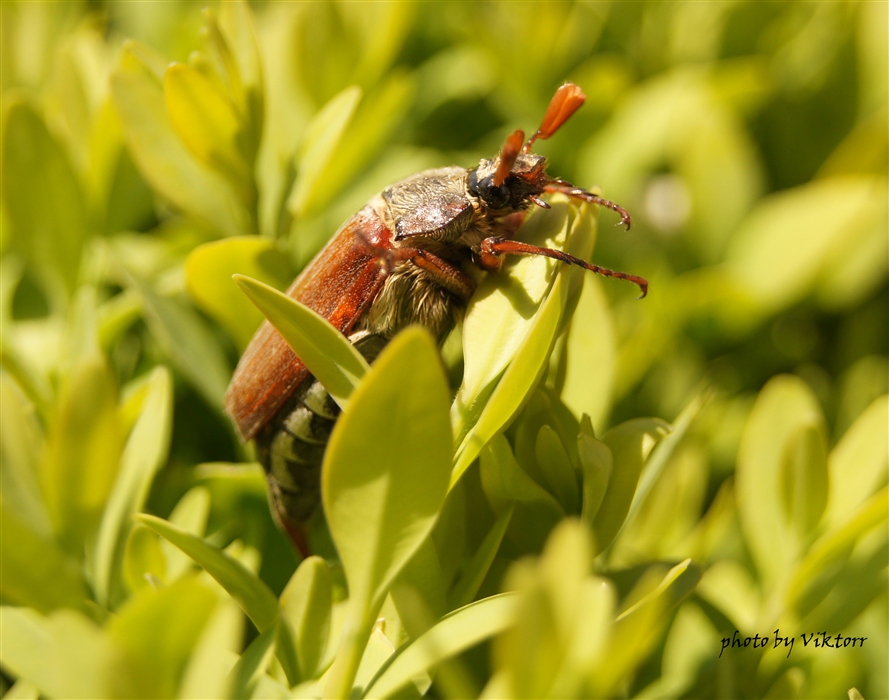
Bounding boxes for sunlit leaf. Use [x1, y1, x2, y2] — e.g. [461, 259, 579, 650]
[727, 175, 884, 312]
[1, 100, 88, 299]
[94, 366, 172, 607]
[323, 327, 452, 613]
[535, 425, 580, 512]
[136, 515, 278, 631]
[780, 422, 828, 538]
[226, 623, 278, 699]
[788, 486, 888, 607]
[736, 375, 825, 587]
[280, 556, 333, 680]
[41, 353, 124, 552]
[122, 523, 166, 593]
[593, 418, 671, 555]
[178, 597, 244, 700]
[479, 433, 565, 521]
[592, 561, 697, 696]
[111, 46, 248, 237]
[578, 431, 612, 527]
[0, 505, 88, 613]
[106, 577, 218, 699]
[364, 593, 518, 699]
[164, 486, 212, 580]
[234, 274, 369, 409]
[185, 237, 292, 350]
[124, 269, 231, 412]
[556, 274, 616, 429]
[165, 62, 249, 187]
[1, 679, 40, 700]
[0, 371, 50, 539]
[322, 327, 452, 697]
[0, 607, 112, 699]
[824, 395, 889, 529]
[453, 200, 595, 483]
[288, 85, 361, 219]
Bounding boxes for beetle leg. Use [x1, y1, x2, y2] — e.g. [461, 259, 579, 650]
[479, 236, 648, 298]
[351, 220, 473, 299]
[544, 181, 632, 230]
[389, 246, 475, 301]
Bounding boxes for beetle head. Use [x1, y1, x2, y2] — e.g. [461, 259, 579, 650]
[468, 150, 548, 210]
[468, 83, 586, 212]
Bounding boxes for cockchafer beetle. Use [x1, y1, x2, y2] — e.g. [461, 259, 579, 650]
[225, 83, 647, 554]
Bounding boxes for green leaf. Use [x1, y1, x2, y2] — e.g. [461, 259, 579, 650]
[185, 237, 292, 350]
[779, 423, 828, 538]
[120, 39, 169, 81]
[124, 269, 231, 412]
[535, 425, 580, 512]
[1, 100, 88, 299]
[216, 0, 264, 114]
[391, 537, 448, 637]
[288, 85, 362, 219]
[479, 433, 564, 554]
[593, 560, 698, 697]
[0, 504, 89, 613]
[457, 202, 571, 412]
[625, 390, 708, 528]
[2, 679, 40, 700]
[164, 486, 212, 580]
[111, 47, 248, 237]
[165, 62, 250, 187]
[234, 274, 369, 409]
[122, 523, 166, 593]
[578, 431, 612, 526]
[824, 395, 889, 529]
[178, 597, 244, 700]
[298, 71, 415, 222]
[556, 274, 616, 429]
[363, 593, 518, 699]
[0, 607, 112, 699]
[41, 353, 124, 552]
[0, 371, 51, 539]
[105, 576, 219, 699]
[280, 556, 333, 679]
[736, 375, 825, 587]
[449, 506, 513, 609]
[592, 418, 671, 555]
[323, 327, 452, 611]
[135, 514, 279, 631]
[226, 623, 278, 700]
[494, 521, 612, 699]
[452, 200, 595, 483]
[94, 366, 172, 607]
[726, 175, 883, 312]
[479, 434, 564, 515]
[788, 486, 888, 607]
[353, 625, 397, 693]
[322, 327, 452, 697]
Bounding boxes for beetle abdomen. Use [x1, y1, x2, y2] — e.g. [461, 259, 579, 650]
[256, 332, 389, 530]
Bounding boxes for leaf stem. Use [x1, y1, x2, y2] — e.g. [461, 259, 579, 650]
[323, 604, 377, 699]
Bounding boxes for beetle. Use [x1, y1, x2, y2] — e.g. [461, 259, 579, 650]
[225, 83, 647, 554]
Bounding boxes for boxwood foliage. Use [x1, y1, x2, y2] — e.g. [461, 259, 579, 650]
[1, 1, 886, 698]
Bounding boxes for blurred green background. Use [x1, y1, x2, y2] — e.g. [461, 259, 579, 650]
[1, 1, 886, 698]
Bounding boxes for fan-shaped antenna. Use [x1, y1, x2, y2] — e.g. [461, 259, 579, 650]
[492, 129, 525, 187]
[523, 83, 586, 153]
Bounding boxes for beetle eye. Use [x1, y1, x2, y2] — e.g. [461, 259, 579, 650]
[468, 169, 511, 208]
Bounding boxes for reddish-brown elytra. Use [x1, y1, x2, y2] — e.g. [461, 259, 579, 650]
[225, 83, 647, 555]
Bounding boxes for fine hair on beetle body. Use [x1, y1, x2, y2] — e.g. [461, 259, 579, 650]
[224, 82, 648, 555]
